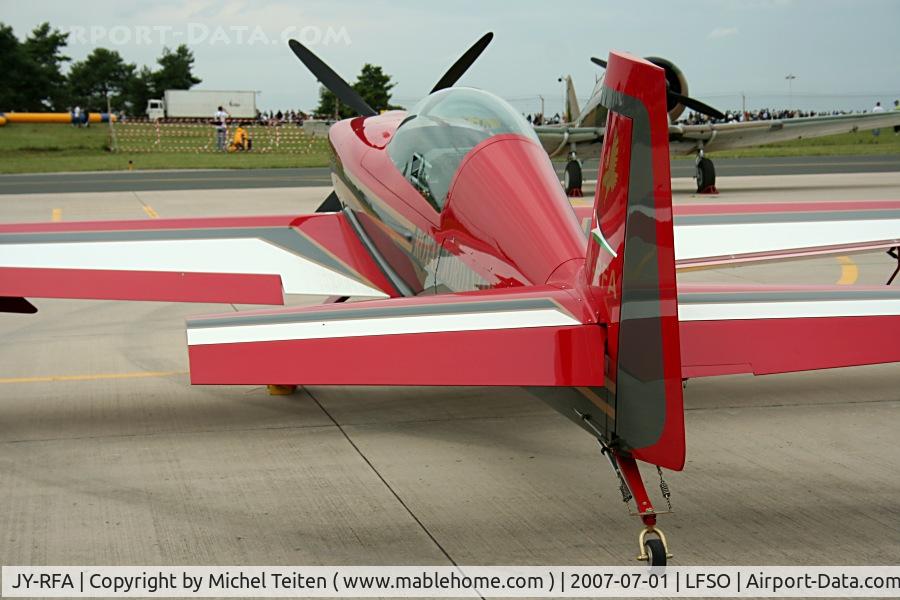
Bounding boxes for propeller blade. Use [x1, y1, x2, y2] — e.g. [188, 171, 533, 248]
[288, 38, 377, 117]
[591, 53, 724, 119]
[669, 92, 725, 120]
[431, 32, 494, 93]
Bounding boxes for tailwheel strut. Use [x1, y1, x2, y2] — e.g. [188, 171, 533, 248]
[605, 448, 674, 566]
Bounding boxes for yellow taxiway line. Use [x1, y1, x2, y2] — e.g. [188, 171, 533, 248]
[0, 371, 186, 385]
[142, 204, 159, 218]
[51, 208, 62, 222]
[836, 256, 859, 285]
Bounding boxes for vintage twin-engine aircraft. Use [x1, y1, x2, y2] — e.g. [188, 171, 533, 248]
[3, 36, 900, 565]
[538, 55, 900, 193]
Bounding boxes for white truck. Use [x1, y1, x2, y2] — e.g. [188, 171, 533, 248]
[146, 90, 257, 120]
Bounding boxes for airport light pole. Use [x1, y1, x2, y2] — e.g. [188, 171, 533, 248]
[785, 74, 797, 108]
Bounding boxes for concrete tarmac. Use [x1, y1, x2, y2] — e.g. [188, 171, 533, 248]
[0, 154, 897, 195]
[0, 173, 898, 567]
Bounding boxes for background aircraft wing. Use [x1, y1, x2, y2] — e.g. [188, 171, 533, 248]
[534, 126, 605, 157]
[671, 110, 900, 153]
[187, 285, 602, 386]
[679, 283, 900, 377]
[0, 213, 396, 311]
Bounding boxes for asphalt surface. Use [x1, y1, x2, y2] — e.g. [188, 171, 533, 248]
[0, 174, 898, 566]
[1, 155, 898, 194]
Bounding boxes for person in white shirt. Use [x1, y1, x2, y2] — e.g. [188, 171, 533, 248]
[214, 106, 230, 151]
[871, 101, 885, 136]
[893, 100, 899, 135]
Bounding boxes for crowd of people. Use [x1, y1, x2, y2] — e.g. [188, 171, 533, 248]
[255, 109, 309, 125]
[526, 112, 563, 125]
[677, 100, 900, 126]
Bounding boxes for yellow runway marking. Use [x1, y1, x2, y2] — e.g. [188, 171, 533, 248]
[51, 208, 62, 222]
[0, 370, 186, 385]
[142, 204, 159, 218]
[836, 256, 858, 285]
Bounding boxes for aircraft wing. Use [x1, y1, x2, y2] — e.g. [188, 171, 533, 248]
[186, 285, 602, 386]
[0, 213, 397, 311]
[571, 200, 900, 269]
[670, 110, 900, 153]
[534, 125, 605, 158]
[679, 284, 900, 377]
[539, 111, 900, 157]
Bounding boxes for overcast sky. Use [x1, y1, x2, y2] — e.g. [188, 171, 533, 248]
[4, 0, 900, 113]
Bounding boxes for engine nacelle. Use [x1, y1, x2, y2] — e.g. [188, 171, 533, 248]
[644, 56, 689, 121]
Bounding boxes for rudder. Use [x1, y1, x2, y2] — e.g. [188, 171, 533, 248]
[584, 52, 684, 470]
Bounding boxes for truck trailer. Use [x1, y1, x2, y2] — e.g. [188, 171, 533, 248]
[146, 90, 257, 120]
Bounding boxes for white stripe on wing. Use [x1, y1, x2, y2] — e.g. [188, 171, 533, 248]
[679, 298, 900, 321]
[0, 238, 388, 298]
[186, 308, 581, 346]
[676, 218, 900, 262]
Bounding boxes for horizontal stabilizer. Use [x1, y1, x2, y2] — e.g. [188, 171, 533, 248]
[187, 286, 603, 386]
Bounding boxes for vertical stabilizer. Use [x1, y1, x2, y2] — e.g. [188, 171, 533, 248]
[563, 75, 580, 123]
[584, 52, 684, 470]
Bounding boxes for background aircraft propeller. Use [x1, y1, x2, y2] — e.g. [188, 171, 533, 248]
[590, 55, 725, 120]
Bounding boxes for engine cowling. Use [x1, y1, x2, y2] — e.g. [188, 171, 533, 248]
[644, 56, 689, 121]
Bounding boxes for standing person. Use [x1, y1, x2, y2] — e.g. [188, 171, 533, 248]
[214, 105, 229, 151]
[872, 101, 885, 137]
[894, 100, 899, 135]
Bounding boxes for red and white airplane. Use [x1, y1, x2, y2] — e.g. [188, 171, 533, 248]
[2, 38, 900, 565]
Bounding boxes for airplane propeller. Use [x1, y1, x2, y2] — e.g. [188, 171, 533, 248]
[666, 91, 725, 121]
[590, 56, 725, 121]
[289, 33, 495, 119]
[288, 39, 377, 117]
[431, 32, 494, 93]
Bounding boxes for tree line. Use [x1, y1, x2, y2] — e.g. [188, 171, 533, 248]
[315, 63, 400, 118]
[0, 21, 401, 118]
[0, 22, 201, 114]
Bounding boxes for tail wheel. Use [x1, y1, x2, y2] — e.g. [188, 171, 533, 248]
[695, 156, 716, 192]
[643, 538, 667, 567]
[564, 159, 583, 196]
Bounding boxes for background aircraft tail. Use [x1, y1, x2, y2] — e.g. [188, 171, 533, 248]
[584, 52, 685, 470]
[562, 75, 580, 123]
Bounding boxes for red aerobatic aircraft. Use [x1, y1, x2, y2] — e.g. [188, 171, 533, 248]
[3, 37, 900, 565]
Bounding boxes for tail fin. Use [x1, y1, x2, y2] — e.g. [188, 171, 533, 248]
[562, 75, 580, 123]
[585, 52, 684, 470]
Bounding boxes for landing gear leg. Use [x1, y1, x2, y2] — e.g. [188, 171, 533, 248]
[564, 148, 583, 197]
[695, 150, 718, 195]
[602, 446, 673, 566]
